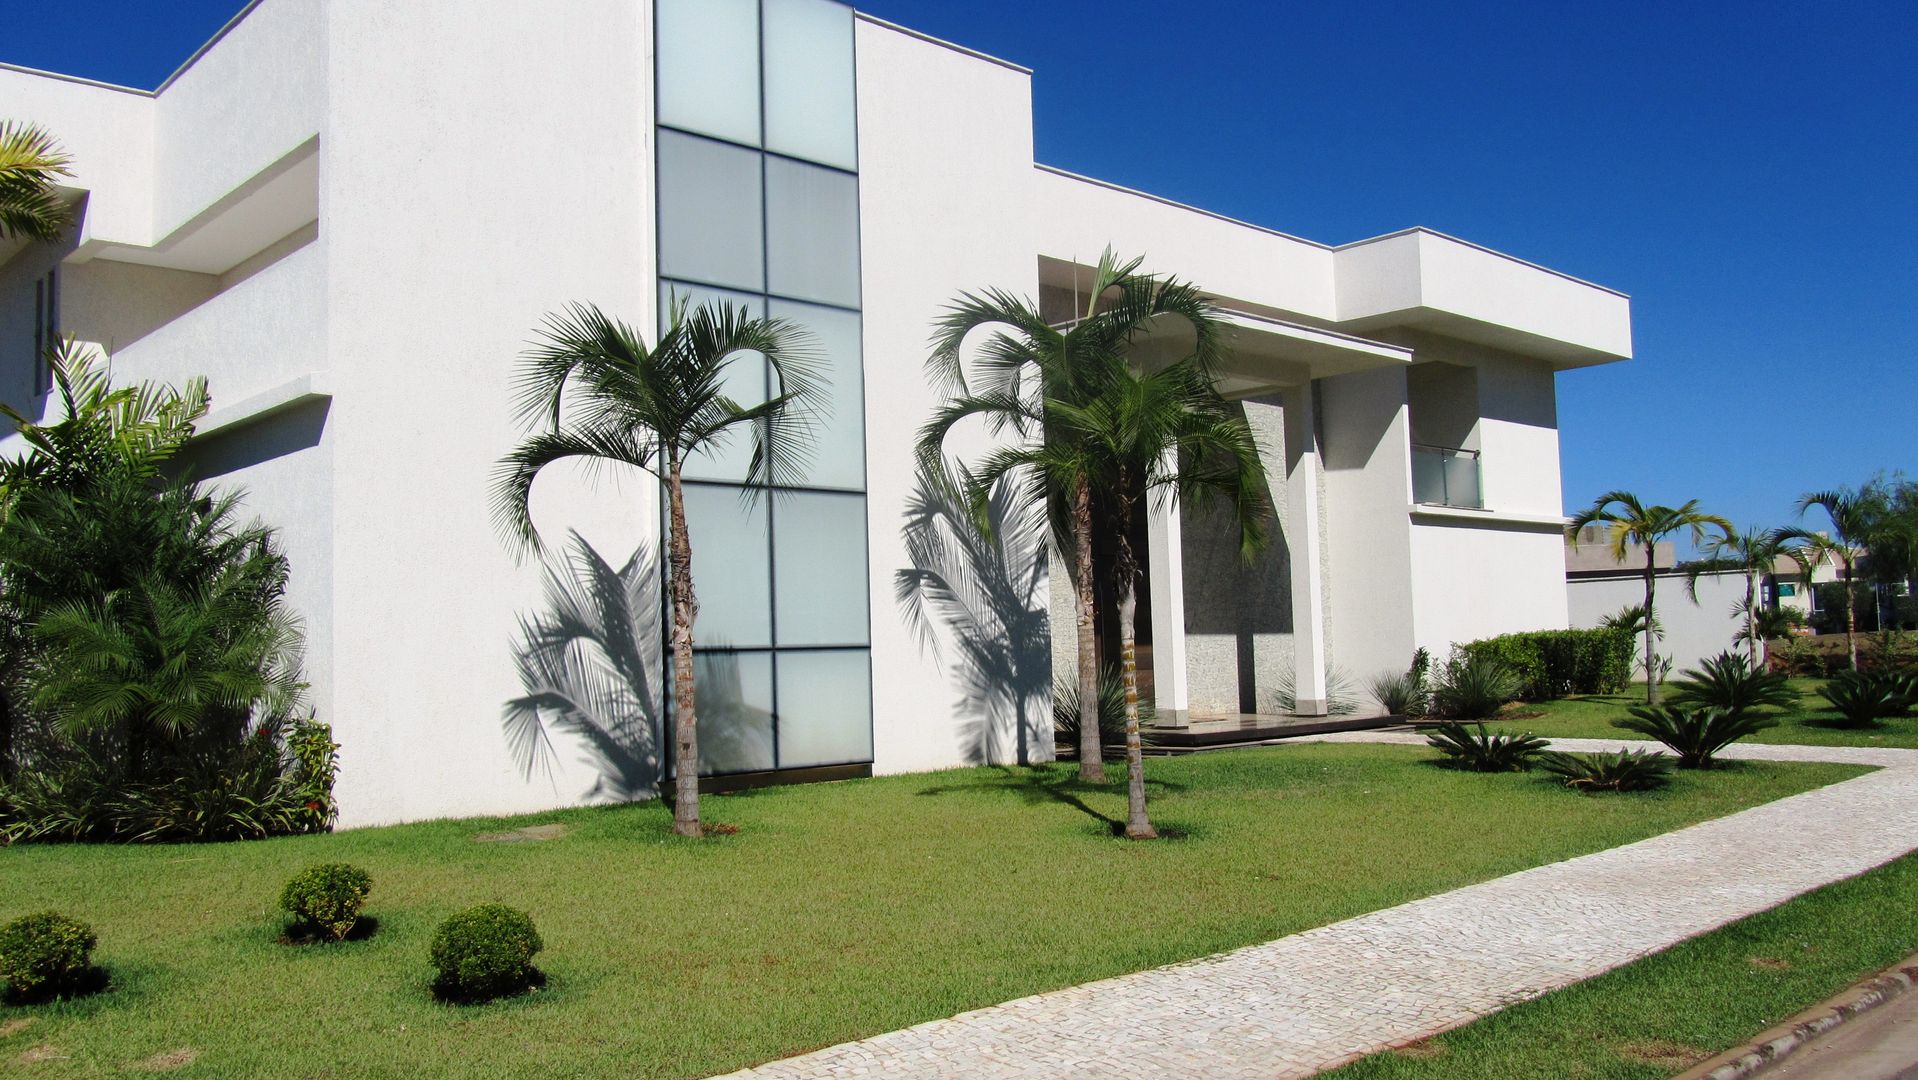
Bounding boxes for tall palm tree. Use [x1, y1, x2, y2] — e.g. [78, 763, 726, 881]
[1568, 492, 1731, 703]
[0, 122, 73, 241]
[964, 359, 1268, 838]
[1685, 526, 1806, 667]
[919, 249, 1223, 784]
[1779, 488, 1883, 671]
[492, 300, 822, 837]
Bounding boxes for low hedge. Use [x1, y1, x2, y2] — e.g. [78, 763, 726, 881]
[1456, 628, 1633, 700]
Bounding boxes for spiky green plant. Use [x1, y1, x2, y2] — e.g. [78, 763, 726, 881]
[1815, 672, 1901, 728]
[1539, 749, 1675, 792]
[1425, 722, 1546, 772]
[1614, 703, 1776, 769]
[1367, 668, 1427, 717]
[1666, 651, 1795, 719]
[1428, 652, 1522, 722]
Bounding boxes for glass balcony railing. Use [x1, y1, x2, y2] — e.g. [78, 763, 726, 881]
[1412, 444, 1483, 509]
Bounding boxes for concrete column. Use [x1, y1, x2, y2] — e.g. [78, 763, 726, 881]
[1146, 449, 1190, 721]
[1284, 381, 1329, 715]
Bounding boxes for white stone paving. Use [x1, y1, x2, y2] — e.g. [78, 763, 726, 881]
[716, 737, 1918, 1079]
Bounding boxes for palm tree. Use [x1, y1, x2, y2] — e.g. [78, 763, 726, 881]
[965, 358, 1268, 838]
[0, 122, 73, 242]
[1685, 527, 1805, 667]
[919, 249, 1223, 784]
[1568, 492, 1731, 704]
[492, 300, 822, 837]
[1778, 488, 1883, 671]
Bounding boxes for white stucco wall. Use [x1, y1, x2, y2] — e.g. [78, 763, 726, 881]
[1569, 571, 1749, 674]
[150, 0, 322, 239]
[97, 235, 324, 402]
[1031, 169, 1336, 320]
[0, 69, 153, 248]
[1319, 365, 1418, 685]
[1410, 519, 1571, 658]
[319, 0, 657, 825]
[856, 17, 1052, 772]
[1473, 353, 1563, 518]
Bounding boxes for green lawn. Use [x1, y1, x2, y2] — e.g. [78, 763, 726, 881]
[1490, 678, 1918, 748]
[0, 745, 1868, 1078]
[1327, 847, 1918, 1079]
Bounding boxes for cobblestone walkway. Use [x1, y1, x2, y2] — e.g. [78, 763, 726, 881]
[716, 739, 1918, 1079]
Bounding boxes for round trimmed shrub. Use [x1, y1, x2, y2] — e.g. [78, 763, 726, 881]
[0, 912, 98, 1002]
[280, 863, 373, 941]
[429, 904, 542, 1002]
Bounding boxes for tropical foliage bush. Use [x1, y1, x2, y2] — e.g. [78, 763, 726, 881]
[430, 904, 543, 1002]
[281, 863, 373, 942]
[0, 911, 97, 1002]
[1614, 703, 1776, 769]
[0, 347, 329, 844]
[1427, 652, 1522, 721]
[1454, 628, 1634, 701]
[1425, 722, 1546, 772]
[1539, 749, 1675, 793]
[1666, 652, 1796, 719]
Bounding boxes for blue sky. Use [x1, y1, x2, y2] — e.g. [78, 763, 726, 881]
[6, 1, 1913, 542]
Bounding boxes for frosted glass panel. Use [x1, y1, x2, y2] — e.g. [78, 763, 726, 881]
[658, 130, 764, 292]
[681, 483, 771, 648]
[763, 0, 857, 170]
[764, 157, 860, 308]
[663, 282, 767, 483]
[776, 650, 873, 767]
[773, 491, 868, 646]
[692, 651, 774, 774]
[768, 300, 862, 489]
[656, 0, 761, 147]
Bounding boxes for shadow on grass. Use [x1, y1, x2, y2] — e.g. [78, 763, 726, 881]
[914, 766, 1187, 833]
[279, 915, 382, 946]
[0, 965, 111, 1007]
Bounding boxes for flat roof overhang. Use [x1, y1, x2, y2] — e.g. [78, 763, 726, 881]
[1333, 229, 1635, 369]
[1128, 310, 1413, 399]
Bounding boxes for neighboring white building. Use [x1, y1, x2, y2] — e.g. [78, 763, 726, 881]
[0, 0, 1632, 826]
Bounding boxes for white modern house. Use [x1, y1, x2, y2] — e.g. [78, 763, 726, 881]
[0, 0, 1632, 826]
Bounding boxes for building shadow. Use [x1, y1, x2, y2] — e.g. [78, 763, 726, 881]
[895, 465, 1053, 766]
[502, 531, 661, 802]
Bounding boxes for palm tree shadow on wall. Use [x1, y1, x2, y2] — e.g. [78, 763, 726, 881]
[896, 467, 1052, 766]
[502, 530, 661, 802]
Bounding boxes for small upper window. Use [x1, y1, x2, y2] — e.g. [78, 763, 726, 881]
[31, 267, 58, 395]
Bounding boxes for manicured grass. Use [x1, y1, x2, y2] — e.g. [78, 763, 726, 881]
[0, 745, 1868, 1078]
[1326, 848, 1918, 1079]
[1491, 678, 1918, 748]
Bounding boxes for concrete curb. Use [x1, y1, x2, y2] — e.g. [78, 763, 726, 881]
[1676, 954, 1918, 1080]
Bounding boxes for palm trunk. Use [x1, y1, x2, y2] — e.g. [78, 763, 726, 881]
[1112, 510, 1155, 840]
[665, 460, 702, 838]
[1071, 476, 1104, 783]
[1745, 571, 1759, 668]
[1843, 555, 1859, 671]
[0, 689, 11, 784]
[1644, 548, 1660, 705]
